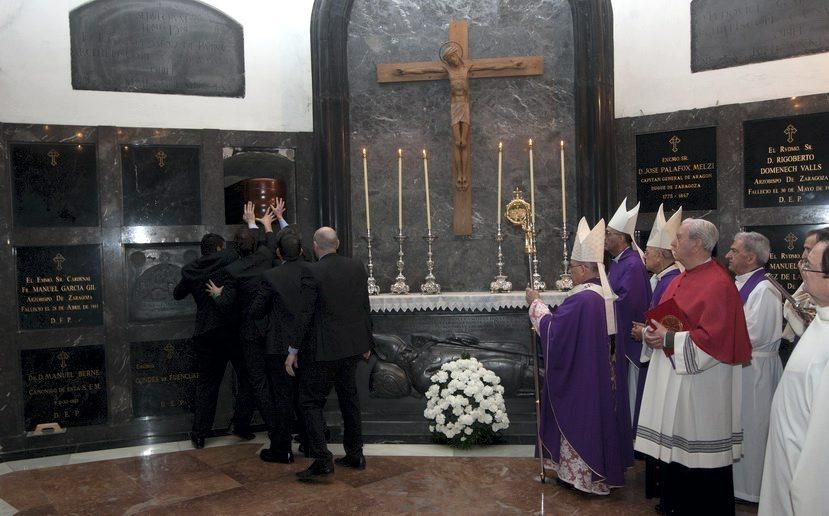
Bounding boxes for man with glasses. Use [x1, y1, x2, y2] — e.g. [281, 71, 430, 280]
[637, 218, 752, 515]
[606, 198, 652, 465]
[760, 234, 829, 515]
[724, 232, 782, 504]
[782, 227, 829, 341]
[526, 217, 624, 495]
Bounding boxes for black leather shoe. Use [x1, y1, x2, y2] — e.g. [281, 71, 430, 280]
[260, 449, 294, 464]
[296, 459, 334, 480]
[334, 453, 366, 470]
[232, 427, 256, 440]
[190, 433, 205, 449]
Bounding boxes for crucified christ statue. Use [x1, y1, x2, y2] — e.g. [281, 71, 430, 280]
[377, 20, 543, 235]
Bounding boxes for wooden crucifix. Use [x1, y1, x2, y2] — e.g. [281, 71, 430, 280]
[377, 20, 543, 235]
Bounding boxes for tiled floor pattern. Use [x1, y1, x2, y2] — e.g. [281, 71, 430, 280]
[0, 437, 758, 515]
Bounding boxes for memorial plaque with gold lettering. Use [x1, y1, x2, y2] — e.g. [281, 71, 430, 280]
[121, 145, 200, 226]
[11, 143, 99, 227]
[131, 339, 198, 417]
[744, 112, 829, 208]
[16, 245, 103, 330]
[21, 345, 107, 431]
[126, 245, 198, 321]
[745, 224, 827, 294]
[636, 127, 717, 213]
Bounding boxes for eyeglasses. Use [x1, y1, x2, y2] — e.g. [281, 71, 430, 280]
[568, 264, 586, 271]
[798, 259, 828, 274]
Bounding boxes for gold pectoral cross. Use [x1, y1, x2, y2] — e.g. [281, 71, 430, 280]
[155, 150, 167, 168]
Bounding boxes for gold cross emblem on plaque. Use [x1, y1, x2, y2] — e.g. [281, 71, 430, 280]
[784, 124, 797, 144]
[47, 149, 60, 167]
[785, 232, 798, 251]
[164, 342, 175, 360]
[53, 253, 66, 271]
[669, 136, 681, 153]
[155, 150, 167, 168]
[57, 351, 70, 369]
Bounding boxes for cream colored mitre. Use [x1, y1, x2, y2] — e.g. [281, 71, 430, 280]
[646, 204, 683, 250]
[569, 217, 617, 335]
[607, 197, 640, 236]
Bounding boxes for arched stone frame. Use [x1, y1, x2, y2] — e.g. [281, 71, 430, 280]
[310, 0, 616, 255]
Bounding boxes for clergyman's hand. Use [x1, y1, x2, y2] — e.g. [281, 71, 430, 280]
[242, 201, 256, 225]
[525, 288, 541, 305]
[205, 280, 223, 298]
[362, 350, 371, 361]
[631, 322, 644, 342]
[285, 352, 298, 377]
[643, 319, 667, 349]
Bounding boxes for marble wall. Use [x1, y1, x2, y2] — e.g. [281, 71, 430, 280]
[0, 122, 315, 457]
[615, 92, 829, 251]
[347, 0, 576, 292]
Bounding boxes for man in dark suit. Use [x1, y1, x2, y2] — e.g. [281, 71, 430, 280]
[174, 232, 246, 449]
[249, 226, 317, 463]
[208, 202, 282, 454]
[289, 227, 373, 480]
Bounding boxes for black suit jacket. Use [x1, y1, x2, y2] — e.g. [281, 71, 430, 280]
[307, 253, 374, 362]
[249, 259, 317, 355]
[216, 231, 277, 341]
[173, 249, 239, 337]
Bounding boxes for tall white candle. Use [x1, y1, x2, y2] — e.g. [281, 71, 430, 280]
[497, 142, 503, 225]
[362, 148, 371, 231]
[560, 140, 567, 227]
[422, 149, 431, 231]
[528, 139, 535, 228]
[398, 148, 403, 231]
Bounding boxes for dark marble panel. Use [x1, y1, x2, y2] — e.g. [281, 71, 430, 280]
[126, 244, 199, 322]
[10, 143, 99, 227]
[16, 245, 103, 330]
[131, 339, 198, 417]
[21, 345, 107, 431]
[121, 145, 201, 226]
[636, 127, 717, 213]
[744, 112, 829, 208]
[744, 224, 827, 293]
[616, 93, 829, 256]
[347, 0, 575, 292]
[70, 0, 245, 97]
[691, 0, 829, 72]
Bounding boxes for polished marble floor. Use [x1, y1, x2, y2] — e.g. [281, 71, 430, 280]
[0, 436, 759, 515]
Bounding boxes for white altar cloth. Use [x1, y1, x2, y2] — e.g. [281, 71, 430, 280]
[369, 290, 569, 313]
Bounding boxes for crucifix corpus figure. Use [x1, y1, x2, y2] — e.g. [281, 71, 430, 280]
[377, 20, 543, 235]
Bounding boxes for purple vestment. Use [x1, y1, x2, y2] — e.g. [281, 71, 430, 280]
[608, 247, 652, 464]
[537, 280, 625, 488]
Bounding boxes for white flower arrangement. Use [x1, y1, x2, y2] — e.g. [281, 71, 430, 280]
[423, 354, 510, 448]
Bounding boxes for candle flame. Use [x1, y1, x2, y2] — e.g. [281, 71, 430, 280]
[498, 141, 503, 150]
[398, 148, 402, 157]
[560, 140, 564, 147]
[362, 148, 367, 157]
[528, 138, 533, 148]
[422, 149, 427, 158]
